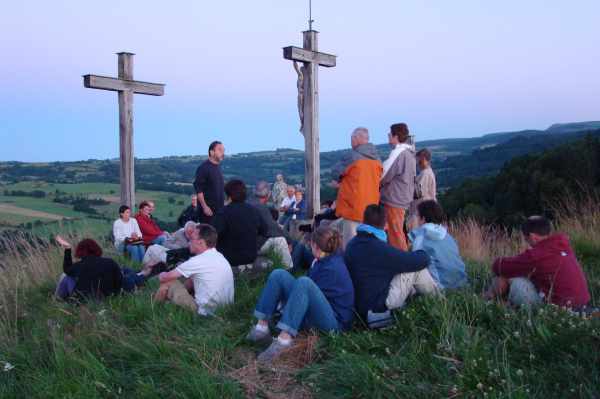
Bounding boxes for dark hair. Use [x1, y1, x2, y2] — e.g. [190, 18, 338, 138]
[196, 223, 218, 248]
[224, 179, 247, 202]
[522, 216, 551, 236]
[75, 238, 103, 258]
[118, 205, 130, 215]
[416, 148, 432, 162]
[208, 141, 223, 156]
[311, 226, 341, 254]
[417, 200, 445, 224]
[322, 200, 334, 208]
[363, 204, 386, 228]
[390, 123, 410, 143]
[138, 200, 151, 210]
[269, 207, 279, 221]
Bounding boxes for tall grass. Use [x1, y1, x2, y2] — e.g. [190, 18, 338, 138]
[0, 199, 599, 398]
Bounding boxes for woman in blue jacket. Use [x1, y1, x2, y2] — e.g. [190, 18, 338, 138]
[246, 226, 354, 363]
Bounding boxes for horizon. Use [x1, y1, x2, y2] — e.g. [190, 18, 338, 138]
[1, 1, 599, 162]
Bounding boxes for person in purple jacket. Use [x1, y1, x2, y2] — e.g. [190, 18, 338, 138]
[246, 226, 355, 363]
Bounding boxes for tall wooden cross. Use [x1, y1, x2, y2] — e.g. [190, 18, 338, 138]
[283, 31, 336, 218]
[83, 52, 165, 208]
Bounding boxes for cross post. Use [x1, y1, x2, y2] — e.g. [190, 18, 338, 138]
[83, 53, 165, 208]
[283, 30, 336, 219]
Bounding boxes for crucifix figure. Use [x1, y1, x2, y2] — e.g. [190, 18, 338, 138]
[83, 52, 165, 208]
[283, 31, 336, 219]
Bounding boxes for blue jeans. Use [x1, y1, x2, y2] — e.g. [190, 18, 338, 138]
[121, 267, 146, 292]
[254, 269, 340, 336]
[118, 243, 146, 263]
[152, 235, 167, 246]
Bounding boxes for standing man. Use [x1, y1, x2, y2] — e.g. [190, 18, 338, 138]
[271, 174, 288, 206]
[380, 123, 416, 251]
[194, 141, 225, 225]
[332, 127, 382, 248]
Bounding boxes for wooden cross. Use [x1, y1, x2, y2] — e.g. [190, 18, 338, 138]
[283, 30, 336, 219]
[83, 52, 165, 208]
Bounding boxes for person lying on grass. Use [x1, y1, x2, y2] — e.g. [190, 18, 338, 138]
[484, 216, 591, 310]
[408, 200, 468, 290]
[246, 226, 354, 363]
[55, 235, 153, 301]
[344, 204, 439, 328]
[154, 224, 234, 316]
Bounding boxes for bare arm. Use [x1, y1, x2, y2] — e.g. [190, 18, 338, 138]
[158, 269, 183, 284]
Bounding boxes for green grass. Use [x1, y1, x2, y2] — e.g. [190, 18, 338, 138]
[0, 248, 599, 398]
[0, 182, 191, 231]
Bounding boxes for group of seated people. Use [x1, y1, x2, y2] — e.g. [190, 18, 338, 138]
[54, 186, 593, 362]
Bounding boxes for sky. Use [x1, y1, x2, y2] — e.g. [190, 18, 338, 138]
[1, 0, 599, 162]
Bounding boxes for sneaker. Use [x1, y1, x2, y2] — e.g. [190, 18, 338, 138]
[257, 339, 291, 363]
[245, 326, 272, 344]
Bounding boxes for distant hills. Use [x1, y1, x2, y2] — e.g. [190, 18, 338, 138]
[1, 121, 599, 193]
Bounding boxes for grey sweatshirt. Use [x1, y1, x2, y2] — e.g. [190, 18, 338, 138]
[332, 143, 381, 181]
[380, 149, 416, 209]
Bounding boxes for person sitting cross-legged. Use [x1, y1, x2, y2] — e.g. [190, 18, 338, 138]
[113, 205, 145, 262]
[485, 216, 591, 309]
[344, 204, 439, 328]
[408, 200, 468, 290]
[154, 224, 234, 316]
[246, 226, 354, 363]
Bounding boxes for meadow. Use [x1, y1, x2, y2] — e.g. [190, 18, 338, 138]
[0, 181, 191, 237]
[0, 198, 598, 398]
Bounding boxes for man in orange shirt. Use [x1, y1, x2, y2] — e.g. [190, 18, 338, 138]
[332, 127, 382, 249]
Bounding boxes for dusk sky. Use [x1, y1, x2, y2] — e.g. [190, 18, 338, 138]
[1, 1, 599, 162]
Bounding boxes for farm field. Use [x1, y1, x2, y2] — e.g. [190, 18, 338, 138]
[0, 181, 191, 235]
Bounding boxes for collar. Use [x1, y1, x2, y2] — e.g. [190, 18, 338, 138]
[356, 224, 387, 242]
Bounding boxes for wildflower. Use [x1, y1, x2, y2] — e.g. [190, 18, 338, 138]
[2, 362, 14, 372]
[529, 354, 535, 360]
[516, 369, 524, 377]
[98, 309, 107, 316]
[477, 383, 484, 390]
[513, 331, 520, 338]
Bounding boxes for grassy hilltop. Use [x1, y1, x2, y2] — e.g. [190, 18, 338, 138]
[0, 205, 598, 398]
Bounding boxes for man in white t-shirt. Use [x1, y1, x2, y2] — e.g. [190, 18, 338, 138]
[278, 186, 296, 226]
[155, 224, 234, 316]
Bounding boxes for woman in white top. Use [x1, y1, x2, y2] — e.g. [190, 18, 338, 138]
[113, 205, 145, 262]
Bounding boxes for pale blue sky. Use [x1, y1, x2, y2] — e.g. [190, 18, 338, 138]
[1, 0, 599, 161]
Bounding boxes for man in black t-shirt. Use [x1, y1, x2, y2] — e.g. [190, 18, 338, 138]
[193, 141, 225, 225]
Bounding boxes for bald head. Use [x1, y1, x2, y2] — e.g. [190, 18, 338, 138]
[351, 127, 369, 149]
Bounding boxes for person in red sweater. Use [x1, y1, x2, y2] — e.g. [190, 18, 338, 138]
[135, 200, 170, 246]
[485, 216, 590, 309]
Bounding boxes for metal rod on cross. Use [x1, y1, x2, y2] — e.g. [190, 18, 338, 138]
[83, 53, 165, 209]
[283, 31, 336, 219]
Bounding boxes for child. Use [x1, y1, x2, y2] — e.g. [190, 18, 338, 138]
[408, 200, 467, 290]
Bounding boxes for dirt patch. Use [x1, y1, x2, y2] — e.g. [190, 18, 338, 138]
[100, 195, 121, 204]
[227, 334, 318, 399]
[0, 204, 65, 221]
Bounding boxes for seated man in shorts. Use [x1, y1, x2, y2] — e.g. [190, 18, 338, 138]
[154, 224, 234, 316]
[345, 204, 438, 328]
[485, 216, 590, 309]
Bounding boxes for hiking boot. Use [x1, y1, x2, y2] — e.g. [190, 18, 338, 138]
[245, 326, 272, 344]
[257, 339, 292, 363]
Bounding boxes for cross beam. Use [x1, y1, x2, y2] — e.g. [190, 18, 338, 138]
[83, 52, 165, 209]
[283, 46, 336, 67]
[283, 30, 337, 219]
